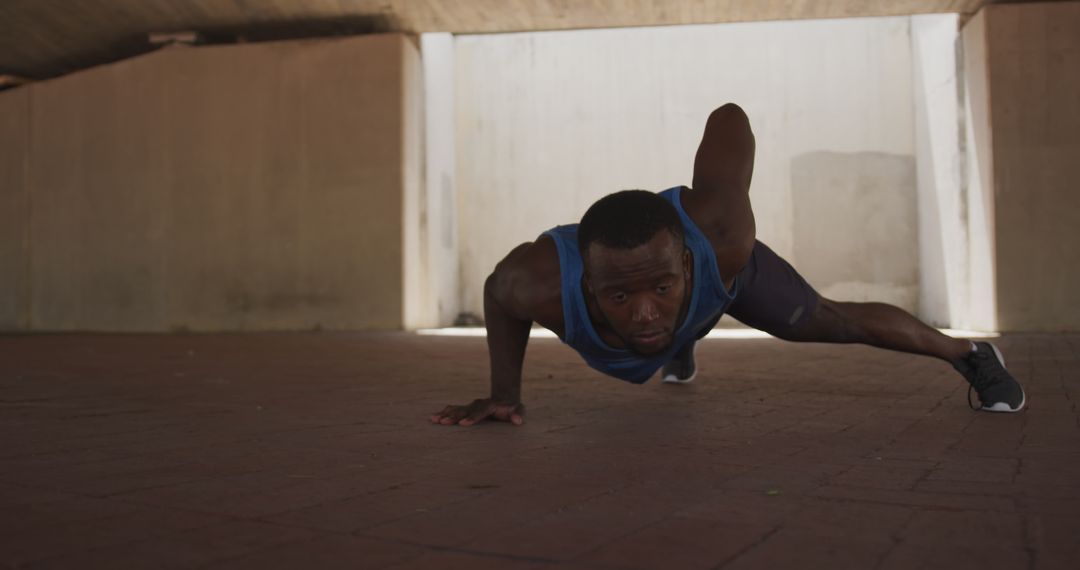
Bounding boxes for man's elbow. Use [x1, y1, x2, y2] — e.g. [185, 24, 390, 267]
[483, 271, 502, 301]
[710, 102, 747, 121]
[708, 103, 752, 136]
[484, 267, 516, 308]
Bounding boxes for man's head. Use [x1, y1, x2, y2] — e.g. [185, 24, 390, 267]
[578, 190, 690, 355]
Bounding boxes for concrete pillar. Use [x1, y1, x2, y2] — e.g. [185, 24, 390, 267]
[961, 2, 1080, 331]
[0, 88, 30, 330]
[960, 9, 1000, 332]
[402, 35, 427, 330]
[912, 14, 978, 330]
[413, 33, 459, 328]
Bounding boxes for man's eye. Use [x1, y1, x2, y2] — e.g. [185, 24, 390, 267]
[610, 293, 627, 303]
[656, 285, 671, 294]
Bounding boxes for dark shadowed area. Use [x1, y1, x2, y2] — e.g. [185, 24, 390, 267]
[2, 332, 1078, 568]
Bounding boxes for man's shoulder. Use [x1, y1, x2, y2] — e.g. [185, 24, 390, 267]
[679, 187, 755, 283]
[489, 236, 564, 327]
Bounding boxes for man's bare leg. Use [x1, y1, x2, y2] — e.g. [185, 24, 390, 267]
[779, 298, 1025, 411]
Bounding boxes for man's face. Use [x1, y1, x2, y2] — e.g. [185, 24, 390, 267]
[584, 230, 690, 355]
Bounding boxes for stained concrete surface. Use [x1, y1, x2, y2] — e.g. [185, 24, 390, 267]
[1, 332, 1078, 569]
[980, 2, 1080, 331]
[791, 151, 918, 312]
[1, 34, 425, 333]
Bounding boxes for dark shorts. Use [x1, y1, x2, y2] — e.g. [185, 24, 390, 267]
[698, 240, 821, 338]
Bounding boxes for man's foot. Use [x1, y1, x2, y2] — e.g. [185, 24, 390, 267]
[661, 342, 697, 384]
[954, 342, 1026, 412]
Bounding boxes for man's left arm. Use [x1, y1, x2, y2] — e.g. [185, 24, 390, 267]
[681, 103, 757, 281]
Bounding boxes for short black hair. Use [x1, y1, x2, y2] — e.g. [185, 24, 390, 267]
[577, 190, 685, 256]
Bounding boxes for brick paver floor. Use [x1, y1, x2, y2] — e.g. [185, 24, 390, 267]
[1, 332, 1078, 569]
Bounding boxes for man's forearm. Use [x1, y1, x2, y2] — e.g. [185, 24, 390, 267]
[484, 279, 531, 402]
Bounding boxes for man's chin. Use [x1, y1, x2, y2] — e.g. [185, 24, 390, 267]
[628, 336, 673, 356]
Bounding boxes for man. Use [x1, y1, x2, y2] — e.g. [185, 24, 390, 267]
[431, 103, 1025, 427]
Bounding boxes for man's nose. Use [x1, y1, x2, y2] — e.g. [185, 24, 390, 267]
[632, 301, 659, 322]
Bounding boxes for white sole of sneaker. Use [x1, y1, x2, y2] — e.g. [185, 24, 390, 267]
[979, 342, 1026, 413]
[982, 396, 1025, 412]
[661, 371, 696, 384]
[661, 344, 697, 384]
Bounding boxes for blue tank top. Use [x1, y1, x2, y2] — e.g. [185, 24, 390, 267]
[542, 186, 738, 384]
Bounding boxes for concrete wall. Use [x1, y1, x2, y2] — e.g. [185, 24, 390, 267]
[791, 151, 917, 307]
[913, 14, 966, 329]
[1, 34, 430, 332]
[960, 10, 1001, 332]
[0, 88, 30, 329]
[978, 2, 1080, 331]
[401, 35, 427, 330]
[417, 33, 460, 328]
[911, 12, 1000, 332]
[8, 8, 1072, 332]
[454, 17, 919, 318]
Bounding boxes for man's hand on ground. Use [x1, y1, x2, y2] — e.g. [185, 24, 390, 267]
[430, 399, 525, 426]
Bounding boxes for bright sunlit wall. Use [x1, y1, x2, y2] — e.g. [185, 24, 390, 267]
[446, 15, 972, 329]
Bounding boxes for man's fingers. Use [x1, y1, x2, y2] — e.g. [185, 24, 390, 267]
[488, 402, 525, 425]
[510, 403, 526, 426]
[430, 405, 457, 423]
[433, 400, 490, 426]
[439, 411, 465, 425]
[458, 402, 495, 426]
[431, 400, 525, 427]
[435, 407, 467, 425]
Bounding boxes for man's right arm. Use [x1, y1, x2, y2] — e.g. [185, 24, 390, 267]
[483, 267, 532, 405]
[431, 239, 561, 427]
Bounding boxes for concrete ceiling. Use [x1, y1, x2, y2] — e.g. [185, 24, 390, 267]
[0, 0, 1031, 80]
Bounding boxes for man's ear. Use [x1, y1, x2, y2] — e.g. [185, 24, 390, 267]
[683, 247, 693, 280]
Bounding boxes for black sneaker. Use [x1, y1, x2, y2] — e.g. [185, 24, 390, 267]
[954, 342, 1026, 412]
[661, 341, 697, 384]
